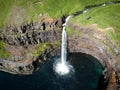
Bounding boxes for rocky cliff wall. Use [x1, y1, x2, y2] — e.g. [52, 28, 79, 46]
[0, 17, 62, 74]
[0, 16, 120, 89]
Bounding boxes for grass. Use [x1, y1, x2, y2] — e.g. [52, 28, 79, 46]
[39, 0, 116, 18]
[0, 0, 14, 27]
[0, 0, 43, 27]
[66, 26, 81, 37]
[0, 40, 9, 59]
[32, 41, 60, 57]
[1, 0, 119, 26]
[32, 43, 48, 57]
[71, 4, 120, 46]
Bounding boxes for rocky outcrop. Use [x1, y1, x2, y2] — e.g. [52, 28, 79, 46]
[106, 71, 117, 90]
[0, 58, 34, 74]
[68, 22, 120, 69]
[0, 16, 62, 74]
[1, 19, 62, 46]
[0, 47, 60, 74]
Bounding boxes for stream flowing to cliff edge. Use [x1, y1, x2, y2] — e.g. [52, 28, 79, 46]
[72, 1, 120, 16]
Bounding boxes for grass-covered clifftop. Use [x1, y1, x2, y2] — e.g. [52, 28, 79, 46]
[71, 3, 120, 46]
[0, 0, 120, 45]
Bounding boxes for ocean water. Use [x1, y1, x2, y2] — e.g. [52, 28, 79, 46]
[0, 53, 103, 90]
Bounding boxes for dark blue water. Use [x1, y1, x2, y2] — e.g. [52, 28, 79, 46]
[0, 53, 103, 90]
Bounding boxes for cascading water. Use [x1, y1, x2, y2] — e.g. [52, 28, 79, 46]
[61, 15, 73, 64]
[53, 15, 74, 75]
[61, 27, 67, 64]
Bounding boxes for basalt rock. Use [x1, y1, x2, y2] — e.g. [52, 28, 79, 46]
[0, 17, 62, 74]
[1, 19, 62, 46]
[68, 22, 120, 66]
[0, 47, 60, 74]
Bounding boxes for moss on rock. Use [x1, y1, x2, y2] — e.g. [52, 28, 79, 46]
[0, 40, 9, 59]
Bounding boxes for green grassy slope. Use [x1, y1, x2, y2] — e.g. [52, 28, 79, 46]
[38, 0, 120, 17]
[1, 0, 119, 25]
[0, 0, 13, 27]
[71, 4, 120, 45]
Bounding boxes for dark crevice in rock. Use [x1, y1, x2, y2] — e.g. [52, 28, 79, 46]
[18, 66, 23, 71]
[97, 75, 107, 90]
[0, 63, 3, 69]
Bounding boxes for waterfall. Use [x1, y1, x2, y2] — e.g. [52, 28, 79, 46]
[61, 15, 73, 64]
[53, 15, 74, 75]
[61, 28, 67, 64]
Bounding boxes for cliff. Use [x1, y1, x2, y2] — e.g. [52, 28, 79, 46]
[0, 14, 62, 74]
[0, 0, 120, 89]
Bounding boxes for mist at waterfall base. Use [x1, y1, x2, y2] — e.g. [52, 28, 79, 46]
[53, 58, 75, 76]
[0, 53, 103, 90]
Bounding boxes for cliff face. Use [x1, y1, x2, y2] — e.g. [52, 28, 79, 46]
[68, 22, 120, 70]
[0, 15, 62, 74]
[0, 15, 120, 89]
[0, 18, 119, 75]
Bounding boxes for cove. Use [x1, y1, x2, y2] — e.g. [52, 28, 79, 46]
[0, 53, 103, 90]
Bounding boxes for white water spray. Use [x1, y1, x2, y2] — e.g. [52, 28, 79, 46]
[61, 15, 73, 64]
[61, 28, 67, 64]
[54, 15, 74, 75]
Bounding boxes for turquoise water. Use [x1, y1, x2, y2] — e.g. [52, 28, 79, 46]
[0, 53, 103, 90]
